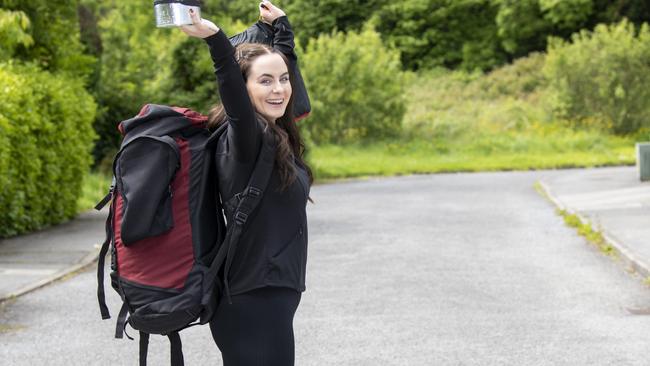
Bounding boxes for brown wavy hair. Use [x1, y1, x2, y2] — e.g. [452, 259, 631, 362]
[208, 43, 313, 191]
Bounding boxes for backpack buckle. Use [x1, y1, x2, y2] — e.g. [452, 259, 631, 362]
[248, 187, 262, 197]
[234, 211, 248, 225]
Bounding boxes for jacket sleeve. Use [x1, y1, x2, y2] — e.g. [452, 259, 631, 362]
[204, 30, 262, 164]
[271, 16, 297, 65]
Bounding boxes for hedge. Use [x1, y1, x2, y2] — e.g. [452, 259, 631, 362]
[545, 20, 650, 134]
[0, 62, 96, 237]
[300, 25, 407, 144]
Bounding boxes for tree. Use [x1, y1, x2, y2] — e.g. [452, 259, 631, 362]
[0, 9, 33, 61]
[375, 0, 505, 70]
[0, 0, 95, 78]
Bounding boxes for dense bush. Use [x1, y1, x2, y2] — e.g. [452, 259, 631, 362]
[276, 0, 650, 71]
[544, 20, 650, 134]
[375, 0, 505, 71]
[403, 53, 552, 145]
[281, 0, 387, 45]
[0, 62, 96, 237]
[300, 25, 406, 144]
[0, 0, 95, 78]
[0, 9, 33, 61]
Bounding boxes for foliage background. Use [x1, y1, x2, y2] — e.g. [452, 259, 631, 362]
[2, 0, 650, 236]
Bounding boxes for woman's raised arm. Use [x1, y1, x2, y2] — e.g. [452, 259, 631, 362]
[259, 2, 296, 63]
[181, 10, 261, 163]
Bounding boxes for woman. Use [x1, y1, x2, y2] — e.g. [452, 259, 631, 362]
[181, 2, 313, 365]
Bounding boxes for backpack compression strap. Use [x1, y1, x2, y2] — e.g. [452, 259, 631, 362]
[96, 178, 116, 320]
[96, 193, 114, 320]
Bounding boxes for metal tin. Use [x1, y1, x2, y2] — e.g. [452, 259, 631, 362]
[154, 1, 201, 28]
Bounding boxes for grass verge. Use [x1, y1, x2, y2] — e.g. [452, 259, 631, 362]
[310, 138, 634, 179]
[556, 209, 615, 256]
[77, 171, 112, 213]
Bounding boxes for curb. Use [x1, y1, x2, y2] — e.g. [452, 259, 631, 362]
[537, 180, 650, 279]
[0, 249, 100, 303]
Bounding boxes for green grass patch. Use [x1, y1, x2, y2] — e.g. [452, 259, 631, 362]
[77, 171, 112, 213]
[557, 209, 615, 256]
[0, 324, 25, 334]
[643, 277, 650, 287]
[310, 135, 634, 179]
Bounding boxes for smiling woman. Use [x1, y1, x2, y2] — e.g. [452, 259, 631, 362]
[179, 2, 313, 365]
[245, 52, 292, 123]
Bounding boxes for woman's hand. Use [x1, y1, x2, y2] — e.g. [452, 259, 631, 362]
[180, 8, 220, 39]
[259, 1, 286, 25]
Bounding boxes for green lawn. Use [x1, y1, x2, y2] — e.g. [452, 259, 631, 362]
[78, 171, 112, 213]
[309, 139, 634, 179]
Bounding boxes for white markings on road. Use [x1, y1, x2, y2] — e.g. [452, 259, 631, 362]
[558, 186, 650, 211]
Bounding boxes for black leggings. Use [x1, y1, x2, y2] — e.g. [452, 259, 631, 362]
[209, 286, 302, 366]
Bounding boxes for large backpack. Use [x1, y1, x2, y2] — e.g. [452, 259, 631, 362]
[95, 104, 275, 366]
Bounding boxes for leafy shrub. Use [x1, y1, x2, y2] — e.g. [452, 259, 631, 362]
[0, 0, 96, 78]
[544, 20, 650, 134]
[0, 62, 96, 237]
[404, 52, 552, 143]
[0, 9, 33, 60]
[375, 0, 505, 71]
[282, 0, 388, 46]
[300, 25, 407, 144]
[470, 52, 548, 100]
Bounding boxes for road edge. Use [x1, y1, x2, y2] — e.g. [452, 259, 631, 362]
[0, 250, 99, 303]
[536, 180, 650, 279]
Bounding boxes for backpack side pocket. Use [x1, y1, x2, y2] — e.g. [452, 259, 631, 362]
[116, 135, 180, 245]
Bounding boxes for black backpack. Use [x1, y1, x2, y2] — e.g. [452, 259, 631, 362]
[95, 104, 276, 365]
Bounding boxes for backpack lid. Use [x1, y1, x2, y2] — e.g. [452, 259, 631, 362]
[118, 104, 207, 136]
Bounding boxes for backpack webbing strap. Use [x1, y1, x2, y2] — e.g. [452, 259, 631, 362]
[136, 331, 183, 366]
[139, 331, 150, 366]
[221, 130, 276, 303]
[115, 302, 129, 339]
[97, 204, 113, 320]
[169, 332, 184, 366]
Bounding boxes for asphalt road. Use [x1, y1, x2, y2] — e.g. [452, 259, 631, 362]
[2, 171, 650, 365]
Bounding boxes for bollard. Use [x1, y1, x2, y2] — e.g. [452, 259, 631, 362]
[636, 142, 650, 181]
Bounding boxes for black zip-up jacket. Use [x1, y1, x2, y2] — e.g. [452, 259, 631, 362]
[204, 17, 310, 296]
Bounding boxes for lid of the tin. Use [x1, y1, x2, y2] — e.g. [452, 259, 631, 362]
[153, 0, 202, 6]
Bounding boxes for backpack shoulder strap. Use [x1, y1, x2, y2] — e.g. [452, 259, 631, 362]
[222, 129, 276, 302]
[205, 128, 276, 303]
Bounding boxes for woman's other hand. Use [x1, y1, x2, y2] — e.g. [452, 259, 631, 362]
[259, 1, 286, 24]
[180, 8, 220, 38]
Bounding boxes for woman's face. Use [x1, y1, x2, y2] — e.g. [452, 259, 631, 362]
[246, 53, 292, 123]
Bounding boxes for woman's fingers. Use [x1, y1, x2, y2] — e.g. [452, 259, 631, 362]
[259, 0, 285, 23]
[179, 9, 219, 38]
[189, 8, 200, 24]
